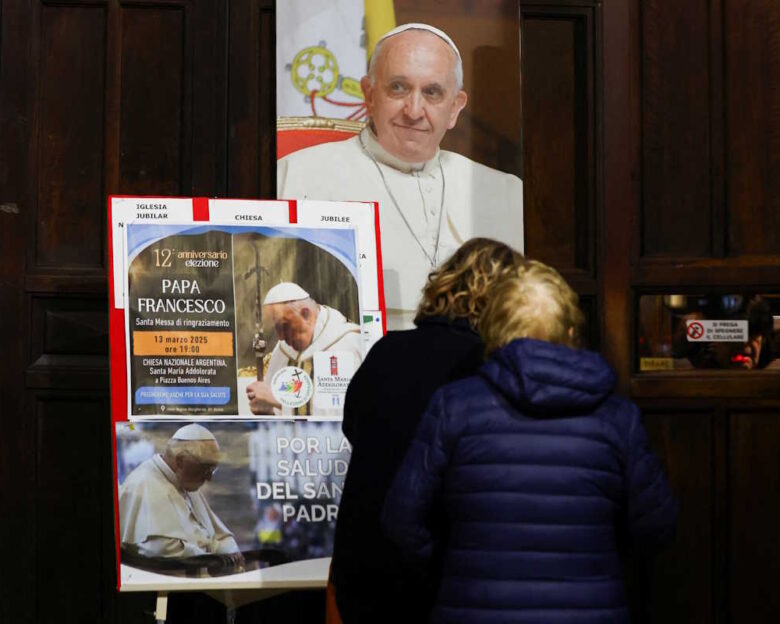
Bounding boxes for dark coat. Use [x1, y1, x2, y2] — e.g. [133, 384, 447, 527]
[332, 316, 484, 623]
[383, 338, 678, 624]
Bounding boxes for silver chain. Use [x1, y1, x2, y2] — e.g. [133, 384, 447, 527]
[360, 133, 446, 268]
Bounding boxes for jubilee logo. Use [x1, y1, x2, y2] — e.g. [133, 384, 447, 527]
[271, 366, 313, 408]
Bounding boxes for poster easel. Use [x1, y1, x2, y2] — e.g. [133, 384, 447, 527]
[108, 197, 385, 619]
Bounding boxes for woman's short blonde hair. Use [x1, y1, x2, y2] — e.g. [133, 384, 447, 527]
[416, 238, 524, 327]
[478, 259, 585, 354]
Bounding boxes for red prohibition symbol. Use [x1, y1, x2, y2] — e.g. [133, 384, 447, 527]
[687, 321, 705, 339]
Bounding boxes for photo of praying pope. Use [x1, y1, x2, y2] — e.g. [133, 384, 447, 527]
[230, 229, 364, 419]
[117, 424, 245, 574]
[115, 420, 351, 581]
[243, 282, 363, 418]
[277, 23, 524, 330]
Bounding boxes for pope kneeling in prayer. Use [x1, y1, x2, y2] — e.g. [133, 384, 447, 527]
[278, 23, 524, 329]
[118, 424, 244, 567]
[245, 282, 363, 416]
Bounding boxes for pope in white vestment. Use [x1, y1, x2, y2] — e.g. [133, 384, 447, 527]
[244, 283, 363, 417]
[118, 455, 240, 558]
[278, 128, 523, 329]
[277, 24, 524, 330]
[263, 304, 362, 417]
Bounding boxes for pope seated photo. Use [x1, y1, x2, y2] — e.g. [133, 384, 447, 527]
[117, 424, 244, 570]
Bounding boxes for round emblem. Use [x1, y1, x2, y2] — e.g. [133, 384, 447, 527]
[271, 366, 313, 408]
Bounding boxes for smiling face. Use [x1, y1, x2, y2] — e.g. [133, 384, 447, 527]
[361, 30, 467, 163]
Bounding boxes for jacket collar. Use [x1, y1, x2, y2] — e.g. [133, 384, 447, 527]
[414, 314, 478, 335]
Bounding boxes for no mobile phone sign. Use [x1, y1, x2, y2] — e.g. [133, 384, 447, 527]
[686, 319, 748, 342]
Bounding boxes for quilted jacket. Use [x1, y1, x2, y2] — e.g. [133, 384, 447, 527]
[383, 338, 677, 624]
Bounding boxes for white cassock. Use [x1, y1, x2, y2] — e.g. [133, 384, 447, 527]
[264, 305, 362, 416]
[118, 454, 239, 558]
[278, 127, 524, 330]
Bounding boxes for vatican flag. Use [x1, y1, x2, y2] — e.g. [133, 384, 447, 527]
[276, 0, 395, 120]
[364, 0, 396, 59]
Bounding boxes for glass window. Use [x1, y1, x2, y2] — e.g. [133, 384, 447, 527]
[637, 293, 780, 372]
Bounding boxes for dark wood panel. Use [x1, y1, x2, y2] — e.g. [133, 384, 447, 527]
[27, 294, 109, 389]
[602, 0, 633, 394]
[0, 3, 33, 619]
[522, 10, 594, 273]
[25, 273, 107, 294]
[34, 394, 113, 623]
[725, 0, 780, 256]
[729, 410, 780, 622]
[641, 0, 712, 257]
[189, 0, 227, 196]
[0, 1, 31, 288]
[451, 43, 522, 176]
[258, 3, 276, 199]
[633, 256, 780, 288]
[228, 0, 261, 198]
[640, 410, 715, 624]
[31, 296, 108, 358]
[118, 5, 185, 195]
[0, 287, 30, 624]
[36, 4, 107, 270]
[228, 0, 275, 199]
[579, 294, 599, 351]
[632, 372, 780, 400]
[396, 0, 526, 17]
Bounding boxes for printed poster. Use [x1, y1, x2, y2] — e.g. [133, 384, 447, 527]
[116, 420, 350, 586]
[108, 197, 385, 590]
[125, 222, 362, 419]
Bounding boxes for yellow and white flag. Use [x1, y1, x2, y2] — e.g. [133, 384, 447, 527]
[276, 0, 395, 120]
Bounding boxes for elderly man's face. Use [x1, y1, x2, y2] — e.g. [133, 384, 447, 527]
[174, 440, 220, 492]
[266, 303, 316, 352]
[361, 30, 467, 163]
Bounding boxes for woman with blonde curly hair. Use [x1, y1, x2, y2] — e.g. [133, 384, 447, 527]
[330, 238, 523, 623]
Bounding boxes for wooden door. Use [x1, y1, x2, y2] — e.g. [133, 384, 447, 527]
[1, 0, 232, 621]
[603, 0, 780, 622]
[523, 0, 780, 622]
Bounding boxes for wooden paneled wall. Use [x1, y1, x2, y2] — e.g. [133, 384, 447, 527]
[618, 0, 780, 622]
[1, 1, 779, 623]
[0, 1, 278, 622]
[521, 0, 601, 348]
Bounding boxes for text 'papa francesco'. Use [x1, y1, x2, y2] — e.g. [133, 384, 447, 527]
[136, 279, 227, 314]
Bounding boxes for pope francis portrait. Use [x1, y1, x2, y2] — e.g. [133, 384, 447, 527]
[278, 23, 524, 330]
[244, 282, 363, 417]
[118, 424, 244, 569]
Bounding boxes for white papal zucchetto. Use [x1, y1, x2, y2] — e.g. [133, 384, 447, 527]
[375, 22, 462, 61]
[172, 423, 217, 441]
[263, 282, 310, 305]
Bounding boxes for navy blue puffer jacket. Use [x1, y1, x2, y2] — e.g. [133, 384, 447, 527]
[383, 338, 677, 624]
